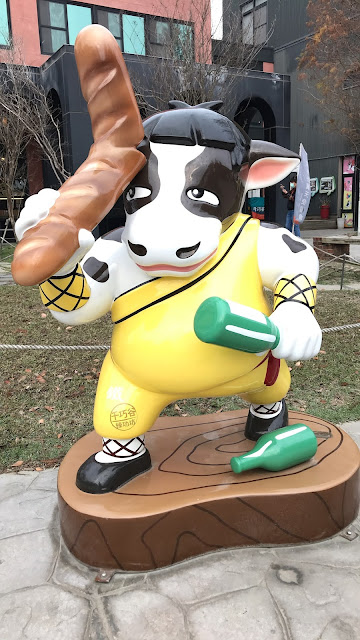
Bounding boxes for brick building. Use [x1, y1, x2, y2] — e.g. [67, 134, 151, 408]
[1, 0, 200, 66]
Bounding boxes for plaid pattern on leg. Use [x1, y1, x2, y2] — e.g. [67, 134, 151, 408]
[251, 401, 282, 416]
[102, 436, 145, 459]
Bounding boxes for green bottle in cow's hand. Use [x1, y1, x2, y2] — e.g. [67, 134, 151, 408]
[194, 297, 280, 354]
[230, 424, 318, 474]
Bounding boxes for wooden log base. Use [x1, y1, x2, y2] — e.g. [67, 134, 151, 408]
[58, 410, 360, 571]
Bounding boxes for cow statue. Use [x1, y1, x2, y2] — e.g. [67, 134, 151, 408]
[14, 98, 321, 494]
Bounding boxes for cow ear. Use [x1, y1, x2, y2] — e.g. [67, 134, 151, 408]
[246, 140, 300, 191]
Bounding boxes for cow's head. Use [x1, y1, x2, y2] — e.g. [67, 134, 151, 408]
[122, 101, 299, 277]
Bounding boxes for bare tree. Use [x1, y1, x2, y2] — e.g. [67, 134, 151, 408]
[129, 0, 274, 115]
[0, 36, 67, 231]
[299, 0, 360, 152]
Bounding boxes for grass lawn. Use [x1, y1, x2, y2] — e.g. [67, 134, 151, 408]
[318, 259, 360, 286]
[0, 244, 15, 266]
[0, 285, 360, 471]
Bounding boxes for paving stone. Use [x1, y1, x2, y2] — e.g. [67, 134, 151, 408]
[0, 488, 57, 539]
[0, 529, 57, 594]
[318, 617, 359, 640]
[0, 471, 38, 501]
[340, 421, 360, 448]
[266, 561, 360, 640]
[88, 608, 110, 640]
[30, 468, 59, 492]
[53, 539, 99, 594]
[273, 535, 360, 569]
[105, 589, 188, 639]
[0, 274, 13, 285]
[152, 548, 275, 605]
[0, 584, 89, 640]
[53, 539, 147, 596]
[96, 570, 148, 597]
[188, 585, 283, 640]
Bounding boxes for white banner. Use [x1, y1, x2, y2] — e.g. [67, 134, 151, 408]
[294, 144, 311, 223]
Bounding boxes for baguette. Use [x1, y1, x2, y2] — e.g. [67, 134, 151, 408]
[12, 25, 146, 286]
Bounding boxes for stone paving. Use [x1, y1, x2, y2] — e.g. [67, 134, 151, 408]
[0, 422, 359, 640]
[0, 258, 13, 285]
[0, 272, 13, 285]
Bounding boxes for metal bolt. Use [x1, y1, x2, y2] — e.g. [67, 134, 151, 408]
[95, 569, 116, 583]
[340, 529, 358, 542]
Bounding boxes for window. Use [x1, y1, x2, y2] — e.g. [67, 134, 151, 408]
[38, 1, 67, 53]
[39, 1, 91, 53]
[67, 4, 92, 45]
[0, 0, 10, 46]
[97, 9, 122, 48]
[146, 18, 193, 60]
[38, 1, 193, 61]
[149, 19, 170, 46]
[122, 14, 145, 55]
[173, 23, 192, 60]
[241, 0, 267, 46]
[147, 17, 170, 56]
[254, 2, 267, 44]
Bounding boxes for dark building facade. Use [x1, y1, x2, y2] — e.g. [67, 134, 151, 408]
[235, 0, 358, 228]
[39, 44, 292, 232]
[2, 0, 356, 230]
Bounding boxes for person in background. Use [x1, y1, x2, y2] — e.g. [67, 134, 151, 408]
[280, 175, 300, 237]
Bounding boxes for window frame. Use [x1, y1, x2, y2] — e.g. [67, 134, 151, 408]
[37, 0, 194, 60]
[144, 15, 194, 60]
[37, 0, 95, 55]
[241, 0, 267, 46]
[0, 0, 12, 49]
[147, 15, 171, 47]
[122, 12, 146, 56]
[66, 2, 93, 45]
[96, 6, 122, 48]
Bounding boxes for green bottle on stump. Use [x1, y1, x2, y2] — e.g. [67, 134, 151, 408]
[194, 297, 280, 354]
[230, 424, 318, 474]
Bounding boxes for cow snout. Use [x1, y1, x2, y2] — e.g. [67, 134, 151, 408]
[128, 241, 147, 256]
[176, 242, 200, 259]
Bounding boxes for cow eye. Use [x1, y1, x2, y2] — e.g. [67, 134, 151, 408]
[126, 187, 151, 201]
[186, 188, 219, 206]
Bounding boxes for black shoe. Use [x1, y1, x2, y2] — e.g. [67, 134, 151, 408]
[245, 401, 288, 441]
[76, 450, 152, 494]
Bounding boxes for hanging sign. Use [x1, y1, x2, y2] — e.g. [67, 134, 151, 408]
[310, 178, 319, 197]
[344, 211, 353, 228]
[343, 176, 353, 210]
[319, 176, 336, 195]
[294, 144, 311, 223]
[248, 196, 265, 220]
[343, 156, 355, 175]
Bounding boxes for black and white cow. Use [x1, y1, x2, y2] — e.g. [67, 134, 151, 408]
[16, 101, 321, 493]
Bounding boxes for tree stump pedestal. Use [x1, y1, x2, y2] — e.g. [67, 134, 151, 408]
[58, 410, 360, 571]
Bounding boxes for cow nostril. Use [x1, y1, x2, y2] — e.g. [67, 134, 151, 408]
[128, 241, 147, 256]
[176, 242, 201, 259]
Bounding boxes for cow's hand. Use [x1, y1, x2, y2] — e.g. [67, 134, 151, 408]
[15, 189, 60, 241]
[55, 228, 95, 275]
[15, 189, 94, 276]
[270, 301, 322, 361]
